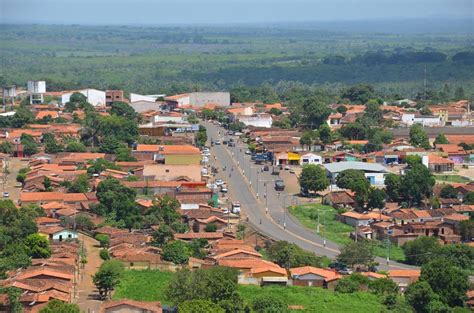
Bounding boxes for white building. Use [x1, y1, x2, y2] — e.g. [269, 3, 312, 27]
[238, 114, 273, 128]
[301, 153, 322, 165]
[130, 93, 164, 103]
[154, 114, 185, 124]
[61, 89, 106, 106]
[401, 113, 444, 127]
[130, 100, 161, 113]
[323, 161, 388, 186]
[165, 92, 230, 108]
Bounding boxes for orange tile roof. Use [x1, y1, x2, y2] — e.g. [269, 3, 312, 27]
[428, 154, 454, 164]
[218, 258, 281, 270]
[36, 111, 59, 120]
[251, 266, 287, 276]
[388, 270, 420, 279]
[20, 192, 65, 202]
[135, 144, 200, 155]
[436, 144, 465, 154]
[446, 135, 474, 145]
[99, 299, 162, 313]
[15, 268, 74, 281]
[175, 232, 224, 240]
[443, 213, 470, 222]
[165, 93, 189, 101]
[214, 249, 262, 260]
[63, 193, 88, 202]
[341, 211, 372, 220]
[290, 266, 341, 281]
[361, 272, 387, 279]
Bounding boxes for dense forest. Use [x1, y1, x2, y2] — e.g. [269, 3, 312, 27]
[1, 24, 473, 98]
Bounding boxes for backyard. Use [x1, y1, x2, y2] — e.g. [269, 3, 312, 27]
[288, 203, 406, 262]
[113, 269, 385, 312]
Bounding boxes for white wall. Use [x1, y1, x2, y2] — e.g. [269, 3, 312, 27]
[301, 154, 322, 165]
[238, 115, 272, 128]
[52, 230, 78, 241]
[62, 89, 106, 106]
[154, 115, 185, 124]
[130, 93, 161, 103]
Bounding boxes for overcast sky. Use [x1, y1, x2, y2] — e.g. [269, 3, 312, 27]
[0, 0, 472, 24]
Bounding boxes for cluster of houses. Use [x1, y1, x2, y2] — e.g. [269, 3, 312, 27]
[1, 82, 473, 311]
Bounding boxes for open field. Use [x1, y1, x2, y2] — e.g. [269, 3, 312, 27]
[288, 203, 406, 262]
[113, 269, 385, 312]
[435, 174, 471, 183]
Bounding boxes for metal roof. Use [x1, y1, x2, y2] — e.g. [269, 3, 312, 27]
[323, 161, 388, 173]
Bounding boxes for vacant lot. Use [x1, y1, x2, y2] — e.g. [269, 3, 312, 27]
[113, 269, 384, 312]
[288, 203, 406, 262]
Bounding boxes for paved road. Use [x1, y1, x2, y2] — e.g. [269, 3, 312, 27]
[205, 121, 416, 271]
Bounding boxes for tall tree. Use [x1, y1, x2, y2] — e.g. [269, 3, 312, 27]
[92, 260, 124, 300]
[399, 164, 435, 206]
[336, 241, 374, 269]
[434, 133, 449, 145]
[298, 164, 329, 193]
[409, 124, 430, 149]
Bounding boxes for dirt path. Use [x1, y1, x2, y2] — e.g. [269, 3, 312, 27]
[76, 234, 103, 313]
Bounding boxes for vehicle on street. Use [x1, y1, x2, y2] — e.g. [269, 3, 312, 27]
[220, 185, 228, 193]
[215, 179, 225, 186]
[227, 131, 234, 135]
[245, 150, 252, 155]
[202, 157, 209, 163]
[222, 208, 229, 214]
[223, 140, 228, 145]
[234, 132, 242, 136]
[271, 166, 280, 175]
[207, 183, 218, 189]
[2, 192, 9, 198]
[284, 165, 290, 170]
[263, 165, 269, 171]
[227, 142, 235, 147]
[201, 167, 208, 175]
[231, 202, 241, 214]
[337, 268, 353, 275]
[214, 140, 221, 145]
[274, 180, 285, 191]
[289, 168, 295, 174]
[202, 148, 210, 153]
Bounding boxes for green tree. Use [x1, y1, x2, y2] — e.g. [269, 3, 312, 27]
[420, 258, 469, 307]
[64, 139, 86, 152]
[0, 142, 13, 154]
[179, 300, 225, 313]
[204, 223, 218, 232]
[68, 174, 90, 193]
[368, 277, 399, 296]
[439, 185, 457, 199]
[151, 225, 174, 247]
[92, 259, 124, 300]
[162, 240, 190, 265]
[434, 133, 449, 145]
[301, 97, 332, 129]
[342, 84, 376, 103]
[110, 101, 138, 120]
[299, 131, 314, 149]
[409, 124, 430, 149]
[195, 125, 208, 147]
[100, 249, 110, 261]
[405, 281, 439, 313]
[458, 220, 474, 242]
[39, 299, 81, 313]
[252, 294, 289, 313]
[95, 234, 110, 248]
[384, 173, 401, 201]
[298, 164, 329, 193]
[335, 277, 360, 293]
[267, 241, 324, 268]
[367, 188, 386, 210]
[405, 155, 422, 167]
[454, 87, 465, 101]
[12, 106, 34, 128]
[336, 169, 370, 206]
[402, 236, 440, 266]
[21, 134, 39, 156]
[399, 164, 435, 206]
[24, 233, 51, 258]
[436, 244, 474, 270]
[114, 146, 136, 162]
[463, 192, 474, 204]
[318, 124, 333, 144]
[336, 241, 374, 269]
[43, 133, 64, 154]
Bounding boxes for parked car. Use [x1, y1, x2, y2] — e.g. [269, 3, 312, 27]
[329, 262, 347, 270]
[284, 165, 290, 170]
[234, 132, 243, 136]
[245, 150, 252, 155]
[337, 268, 353, 275]
[227, 131, 234, 135]
[289, 168, 295, 174]
[274, 180, 285, 191]
[223, 140, 228, 145]
[215, 179, 225, 186]
[214, 140, 221, 145]
[231, 202, 241, 214]
[220, 185, 228, 193]
[263, 165, 269, 171]
[227, 142, 235, 147]
[2, 192, 9, 198]
[207, 183, 218, 189]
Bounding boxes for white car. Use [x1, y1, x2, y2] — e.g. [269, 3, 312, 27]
[245, 150, 252, 155]
[234, 132, 242, 136]
[2, 191, 9, 198]
[207, 183, 218, 189]
[201, 152, 211, 157]
[220, 185, 228, 193]
[202, 148, 210, 154]
[215, 179, 225, 186]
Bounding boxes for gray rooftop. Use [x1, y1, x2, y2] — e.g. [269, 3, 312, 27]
[323, 161, 388, 173]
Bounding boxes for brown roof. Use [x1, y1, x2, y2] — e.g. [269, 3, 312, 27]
[99, 300, 162, 313]
[135, 144, 200, 155]
[388, 270, 420, 279]
[326, 191, 355, 204]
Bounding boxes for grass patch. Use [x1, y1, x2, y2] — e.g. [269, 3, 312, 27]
[239, 285, 384, 312]
[113, 269, 384, 312]
[435, 174, 470, 183]
[288, 203, 406, 262]
[113, 269, 173, 305]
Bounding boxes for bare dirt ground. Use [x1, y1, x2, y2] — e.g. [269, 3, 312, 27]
[1, 157, 27, 203]
[76, 234, 103, 313]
